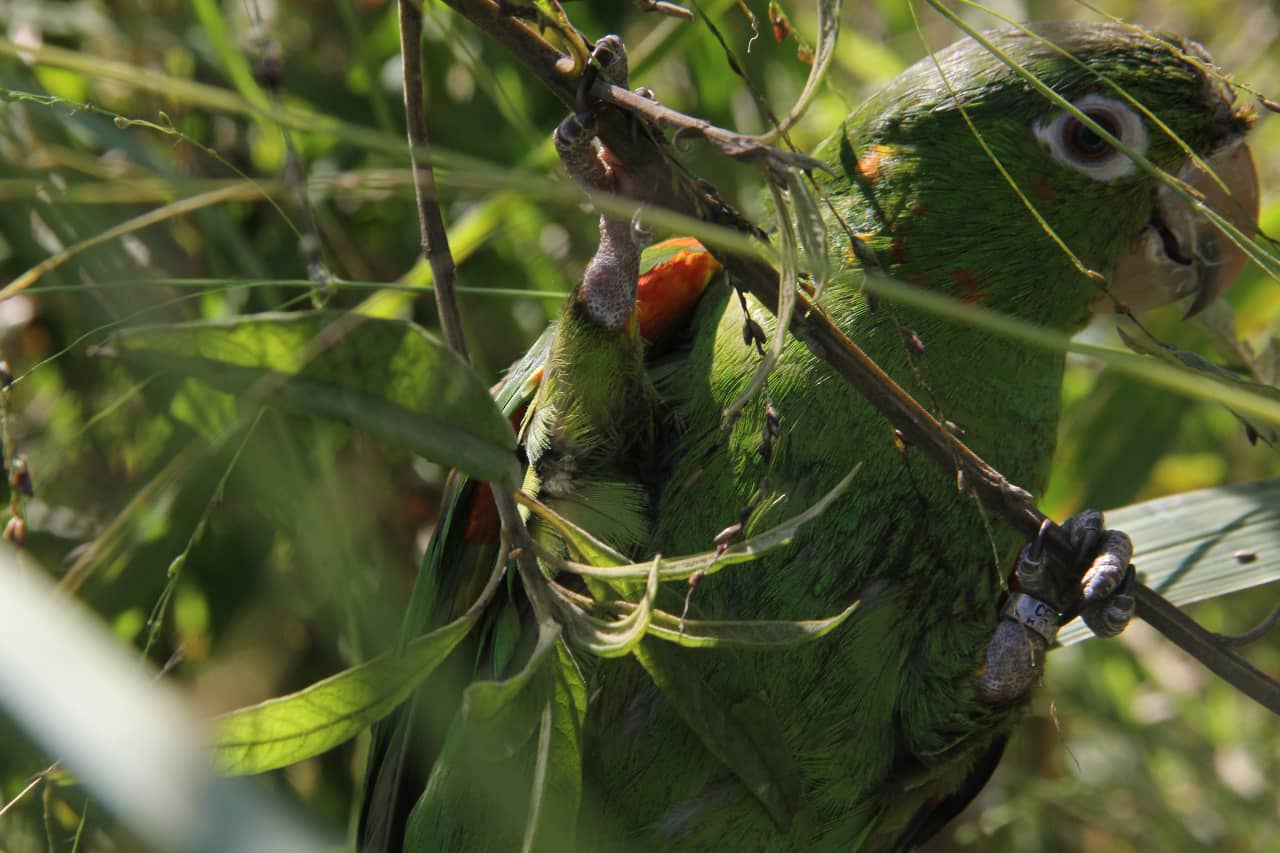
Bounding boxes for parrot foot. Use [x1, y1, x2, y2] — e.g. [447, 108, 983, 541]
[1053, 511, 1136, 639]
[553, 34, 638, 197]
[977, 511, 1135, 703]
[553, 35, 654, 333]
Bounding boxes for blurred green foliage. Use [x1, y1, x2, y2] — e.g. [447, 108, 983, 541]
[0, 1, 1276, 850]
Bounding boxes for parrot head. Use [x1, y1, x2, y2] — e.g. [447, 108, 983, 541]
[821, 22, 1258, 328]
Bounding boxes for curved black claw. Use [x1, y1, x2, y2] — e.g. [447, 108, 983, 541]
[591, 34, 630, 87]
[1058, 515, 1134, 639]
[1015, 509, 1133, 635]
[576, 34, 630, 110]
[1080, 562, 1136, 638]
[555, 108, 608, 191]
[1063, 510, 1104, 575]
[556, 108, 598, 146]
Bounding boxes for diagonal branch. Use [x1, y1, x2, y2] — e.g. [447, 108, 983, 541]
[438, 0, 1280, 715]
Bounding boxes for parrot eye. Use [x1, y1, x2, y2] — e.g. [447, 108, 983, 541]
[1064, 113, 1118, 159]
[1033, 94, 1148, 181]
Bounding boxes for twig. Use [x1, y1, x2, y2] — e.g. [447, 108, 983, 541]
[437, 0, 1280, 713]
[0, 771, 46, 819]
[596, 83, 826, 170]
[399, 0, 469, 360]
[398, 0, 553, 624]
[1216, 603, 1280, 648]
[1138, 589, 1280, 713]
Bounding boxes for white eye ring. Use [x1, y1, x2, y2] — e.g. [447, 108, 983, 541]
[1033, 94, 1148, 181]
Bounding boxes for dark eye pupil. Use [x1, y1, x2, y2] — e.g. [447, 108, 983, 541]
[1066, 112, 1119, 159]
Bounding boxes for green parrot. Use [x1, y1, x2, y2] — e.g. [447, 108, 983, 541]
[361, 21, 1259, 853]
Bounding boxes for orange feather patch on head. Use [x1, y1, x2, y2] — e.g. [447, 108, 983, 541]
[462, 241, 718, 544]
[856, 144, 897, 182]
[635, 237, 721, 340]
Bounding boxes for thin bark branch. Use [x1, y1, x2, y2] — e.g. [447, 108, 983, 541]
[399, 0, 469, 360]
[398, 0, 554, 623]
[438, 0, 1280, 714]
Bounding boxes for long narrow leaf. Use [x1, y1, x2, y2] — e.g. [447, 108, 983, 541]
[521, 642, 588, 853]
[403, 625, 563, 851]
[645, 597, 862, 649]
[550, 556, 660, 657]
[540, 465, 860, 581]
[213, 556, 505, 774]
[0, 553, 327, 851]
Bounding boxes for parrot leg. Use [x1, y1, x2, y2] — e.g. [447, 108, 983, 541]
[520, 34, 658, 556]
[553, 35, 653, 333]
[977, 511, 1135, 704]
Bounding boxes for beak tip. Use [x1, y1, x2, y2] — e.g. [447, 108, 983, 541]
[1182, 289, 1214, 319]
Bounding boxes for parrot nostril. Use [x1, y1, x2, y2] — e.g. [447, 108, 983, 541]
[1151, 216, 1193, 266]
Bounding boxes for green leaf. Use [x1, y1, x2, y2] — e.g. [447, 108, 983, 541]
[212, 557, 505, 775]
[403, 625, 566, 852]
[548, 576, 861, 650]
[1059, 478, 1280, 646]
[788, 169, 830, 291]
[633, 639, 802, 832]
[538, 464, 860, 581]
[518, 491, 630, 567]
[106, 311, 520, 486]
[1118, 325, 1280, 444]
[645, 596, 862, 649]
[550, 555, 660, 657]
[522, 642, 588, 853]
[0, 539, 329, 850]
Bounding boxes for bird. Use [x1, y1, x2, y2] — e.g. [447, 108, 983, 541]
[360, 21, 1259, 852]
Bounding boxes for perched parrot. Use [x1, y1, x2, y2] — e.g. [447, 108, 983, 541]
[361, 21, 1259, 852]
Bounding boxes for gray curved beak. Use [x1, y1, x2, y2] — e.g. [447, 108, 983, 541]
[1103, 140, 1259, 317]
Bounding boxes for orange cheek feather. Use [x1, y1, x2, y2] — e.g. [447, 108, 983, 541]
[636, 238, 721, 340]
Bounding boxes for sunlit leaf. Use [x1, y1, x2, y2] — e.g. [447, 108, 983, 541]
[645, 596, 861, 648]
[537, 464, 859, 582]
[1118, 325, 1280, 445]
[551, 555, 660, 657]
[213, 558, 504, 775]
[0, 552, 327, 850]
[519, 491, 630, 567]
[770, 0, 842, 137]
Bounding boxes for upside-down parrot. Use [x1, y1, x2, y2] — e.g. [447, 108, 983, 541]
[360, 21, 1260, 852]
